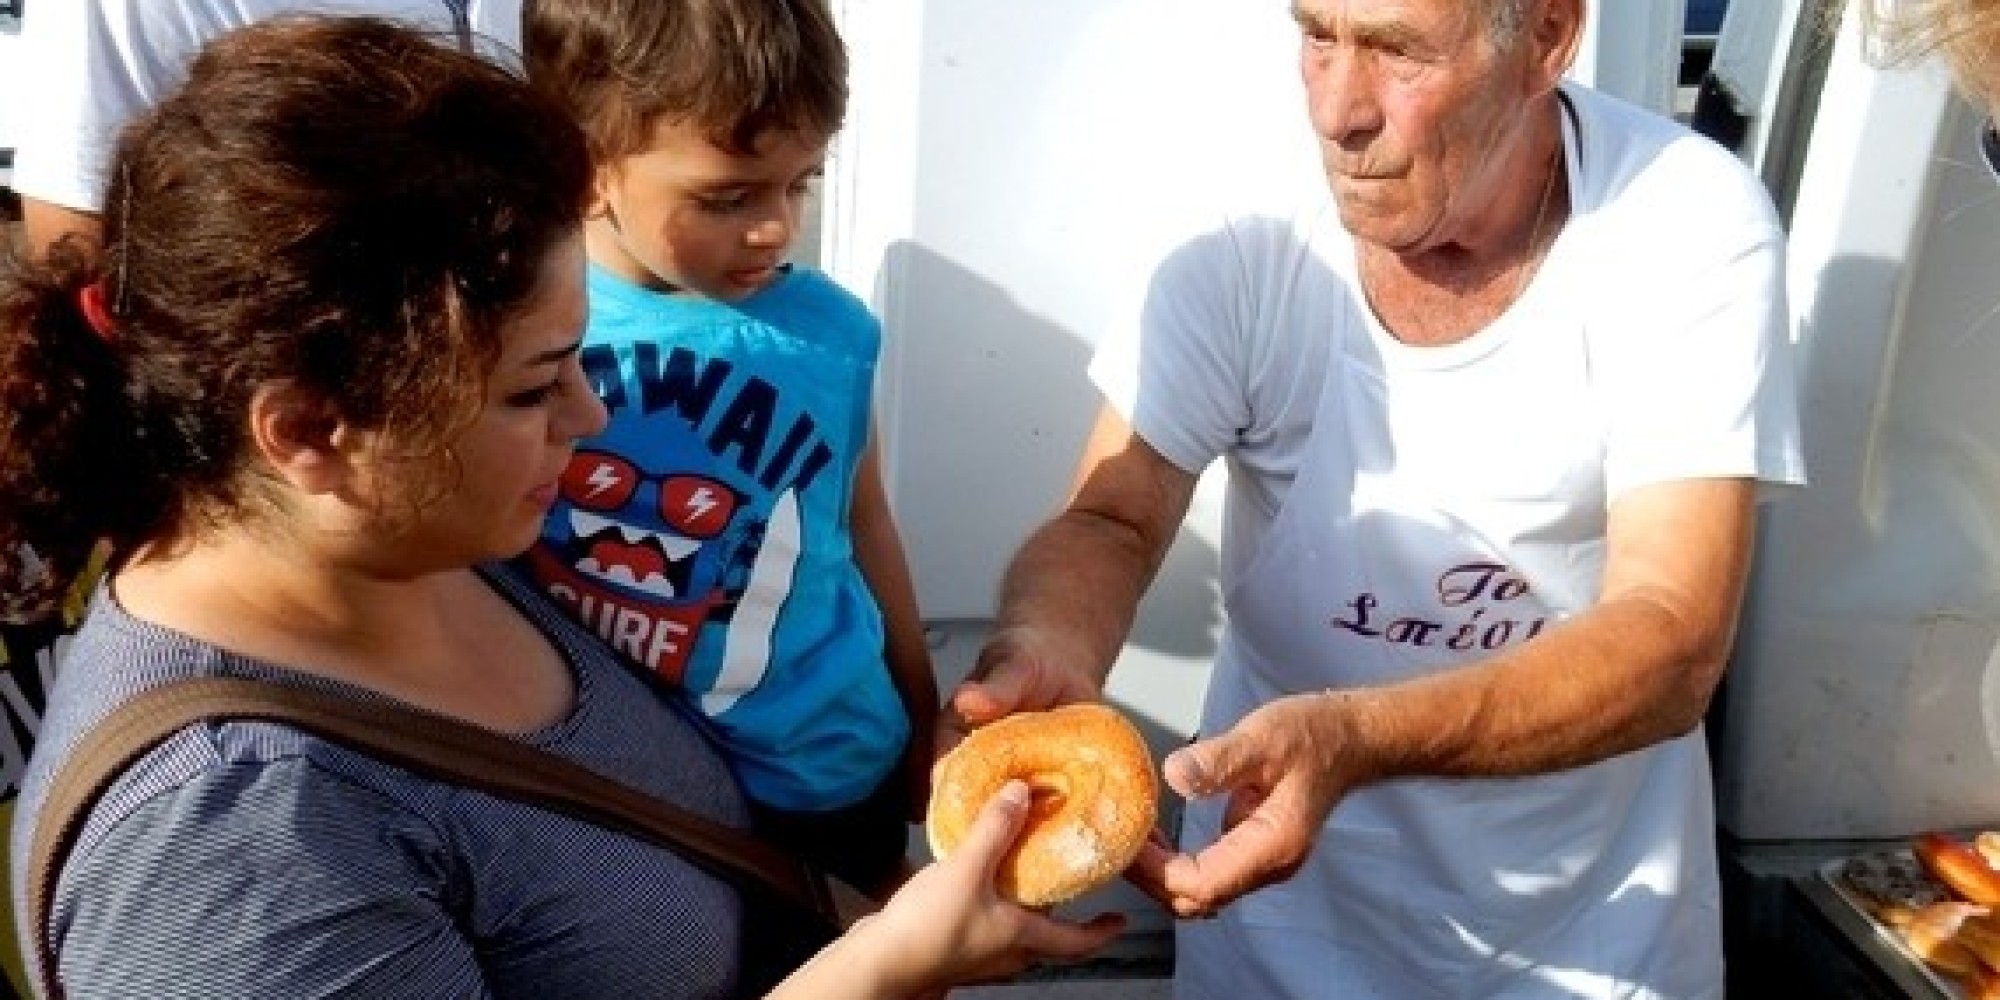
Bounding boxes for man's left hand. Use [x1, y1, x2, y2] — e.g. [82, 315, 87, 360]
[1135, 690, 1370, 918]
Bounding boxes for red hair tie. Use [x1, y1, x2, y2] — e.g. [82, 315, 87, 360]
[76, 281, 117, 343]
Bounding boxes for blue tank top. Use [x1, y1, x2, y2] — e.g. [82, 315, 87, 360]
[521, 264, 908, 810]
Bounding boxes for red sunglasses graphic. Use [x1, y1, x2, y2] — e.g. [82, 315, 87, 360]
[559, 451, 739, 540]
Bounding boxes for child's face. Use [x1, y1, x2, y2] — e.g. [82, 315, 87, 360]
[588, 120, 826, 300]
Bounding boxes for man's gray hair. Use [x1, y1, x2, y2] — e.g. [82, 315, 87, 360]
[1486, 0, 1532, 48]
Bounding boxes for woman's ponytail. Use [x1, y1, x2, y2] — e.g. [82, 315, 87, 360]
[0, 235, 149, 622]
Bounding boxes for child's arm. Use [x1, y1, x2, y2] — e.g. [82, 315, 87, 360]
[850, 434, 940, 819]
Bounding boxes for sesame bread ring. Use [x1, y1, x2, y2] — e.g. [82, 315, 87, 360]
[927, 702, 1159, 908]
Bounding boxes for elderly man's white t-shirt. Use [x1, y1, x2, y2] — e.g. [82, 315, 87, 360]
[1090, 81, 1803, 999]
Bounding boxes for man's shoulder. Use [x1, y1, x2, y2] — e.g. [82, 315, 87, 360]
[1566, 82, 1739, 173]
[1564, 83, 1778, 235]
[1171, 196, 1350, 294]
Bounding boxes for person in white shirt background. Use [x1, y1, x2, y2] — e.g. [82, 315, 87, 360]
[11, 0, 522, 261]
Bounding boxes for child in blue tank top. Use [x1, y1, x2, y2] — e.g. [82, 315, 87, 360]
[519, 0, 938, 897]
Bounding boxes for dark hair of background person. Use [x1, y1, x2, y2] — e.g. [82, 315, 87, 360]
[0, 15, 594, 623]
[523, 0, 848, 160]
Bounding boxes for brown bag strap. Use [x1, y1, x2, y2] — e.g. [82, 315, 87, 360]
[27, 676, 837, 1000]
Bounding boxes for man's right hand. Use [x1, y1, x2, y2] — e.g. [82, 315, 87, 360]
[945, 624, 1182, 910]
[945, 624, 1102, 743]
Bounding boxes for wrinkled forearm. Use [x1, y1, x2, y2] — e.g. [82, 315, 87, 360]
[990, 508, 1164, 688]
[1332, 479, 1757, 784]
[1341, 588, 1737, 784]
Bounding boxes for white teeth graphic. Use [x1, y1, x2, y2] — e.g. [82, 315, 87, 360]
[568, 510, 706, 599]
[571, 510, 657, 545]
[577, 557, 679, 599]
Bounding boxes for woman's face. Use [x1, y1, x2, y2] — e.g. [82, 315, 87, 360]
[367, 235, 606, 568]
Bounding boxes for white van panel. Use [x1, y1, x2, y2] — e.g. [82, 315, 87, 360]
[1715, 10, 2000, 839]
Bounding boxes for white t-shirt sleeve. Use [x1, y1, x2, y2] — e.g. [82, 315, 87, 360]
[12, 1, 196, 213]
[1089, 220, 1255, 476]
[1091, 210, 1342, 482]
[11, 0, 525, 215]
[1587, 137, 1806, 501]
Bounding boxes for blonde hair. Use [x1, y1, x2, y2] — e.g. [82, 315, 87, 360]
[1862, 0, 2000, 111]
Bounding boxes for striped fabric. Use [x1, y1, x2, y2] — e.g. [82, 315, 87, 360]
[9, 567, 751, 999]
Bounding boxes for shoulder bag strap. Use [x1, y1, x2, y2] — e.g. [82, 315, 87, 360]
[27, 676, 838, 1000]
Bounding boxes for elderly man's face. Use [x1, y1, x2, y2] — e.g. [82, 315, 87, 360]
[1293, 0, 1565, 254]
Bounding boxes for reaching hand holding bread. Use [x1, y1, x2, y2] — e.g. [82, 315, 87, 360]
[927, 703, 1159, 908]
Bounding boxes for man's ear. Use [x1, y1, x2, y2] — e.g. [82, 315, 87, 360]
[247, 380, 354, 494]
[1532, 0, 1585, 86]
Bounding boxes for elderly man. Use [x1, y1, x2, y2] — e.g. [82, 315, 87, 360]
[953, 0, 1802, 996]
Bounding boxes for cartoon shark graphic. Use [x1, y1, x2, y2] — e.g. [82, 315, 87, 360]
[528, 449, 752, 683]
